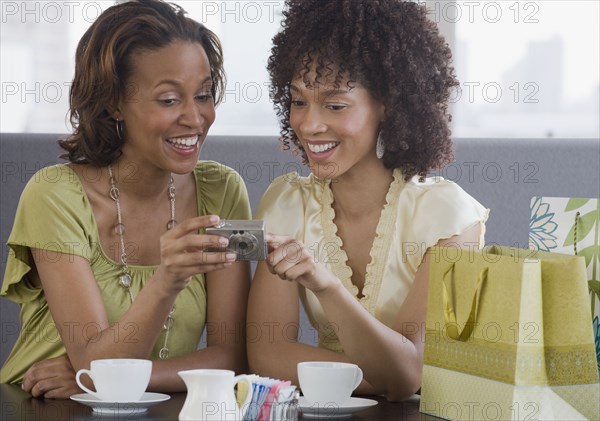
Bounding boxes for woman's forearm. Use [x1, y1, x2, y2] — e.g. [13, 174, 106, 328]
[147, 343, 248, 392]
[62, 274, 180, 371]
[313, 282, 422, 400]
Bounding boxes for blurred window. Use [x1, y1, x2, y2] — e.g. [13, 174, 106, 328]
[429, 0, 599, 138]
[1, 0, 598, 138]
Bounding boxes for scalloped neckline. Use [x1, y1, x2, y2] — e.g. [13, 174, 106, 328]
[319, 169, 403, 312]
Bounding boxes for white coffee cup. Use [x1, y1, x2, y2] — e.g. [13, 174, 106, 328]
[75, 359, 152, 402]
[297, 361, 363, 405]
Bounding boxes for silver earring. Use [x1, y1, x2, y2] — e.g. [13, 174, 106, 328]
[116, 119, 124, 140]
[376, 133, 384, 159]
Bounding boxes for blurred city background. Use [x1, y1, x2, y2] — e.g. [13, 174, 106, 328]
[1, 0, 598, 138]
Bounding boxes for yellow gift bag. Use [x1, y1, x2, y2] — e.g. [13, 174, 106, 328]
[420, 246, 600, 421]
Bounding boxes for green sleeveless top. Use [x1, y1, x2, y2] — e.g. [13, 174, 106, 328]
[0, 162, 251, 383]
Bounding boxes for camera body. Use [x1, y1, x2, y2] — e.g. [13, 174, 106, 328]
[205, 220, 267, 261]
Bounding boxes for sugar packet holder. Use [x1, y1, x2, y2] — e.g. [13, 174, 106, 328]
[239, 375, 298, 421]
[268, 387, 299, 421]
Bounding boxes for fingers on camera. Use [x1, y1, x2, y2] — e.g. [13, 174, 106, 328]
[176, 215, 220, 234]
[206, 234, 229, 247]
[198, 250, 237, 263]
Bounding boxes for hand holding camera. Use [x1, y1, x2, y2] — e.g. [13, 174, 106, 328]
[206, 220, 268, 261]
[154, 215, 239, 289]
[264, 234, 340, 293]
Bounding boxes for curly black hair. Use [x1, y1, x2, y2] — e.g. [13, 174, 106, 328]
[267, 0, 459, 180]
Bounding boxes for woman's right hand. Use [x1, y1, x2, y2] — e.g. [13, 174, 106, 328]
[22, 355, 81, 399]
[154, 215, 236, 291]
[265, 233, 340, 294]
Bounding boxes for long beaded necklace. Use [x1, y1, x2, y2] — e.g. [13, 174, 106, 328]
[108, 164, 177, 360]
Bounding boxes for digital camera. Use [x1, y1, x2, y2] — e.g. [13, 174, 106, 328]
[205, 220, 267, 261]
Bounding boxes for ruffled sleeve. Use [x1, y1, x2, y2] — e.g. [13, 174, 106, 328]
[255, 173, 312, 239]
[401, 176, 489, 272]
[195, 161, 251, 220]
[1, 165, 96, 303]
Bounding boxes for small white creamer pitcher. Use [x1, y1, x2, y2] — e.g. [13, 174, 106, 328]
[178, 369, 253, 421]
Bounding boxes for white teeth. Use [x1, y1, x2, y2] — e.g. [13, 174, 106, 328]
[167, 136, 198, 148]
[308, 142, 338, 153]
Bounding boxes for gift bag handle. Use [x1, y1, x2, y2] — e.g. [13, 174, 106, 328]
[573, 211, 580, 255]
[442, 265, 489, 341]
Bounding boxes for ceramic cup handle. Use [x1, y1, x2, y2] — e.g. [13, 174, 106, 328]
[353, 367, 363, 390]
[234, 374, 253, 418]
[75, 369, 100, 399]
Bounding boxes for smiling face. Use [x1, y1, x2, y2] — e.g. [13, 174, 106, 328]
[115, 40, 216, 175]
[289, 74, 385, 180]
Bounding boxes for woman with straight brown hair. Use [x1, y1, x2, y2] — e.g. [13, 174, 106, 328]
[0, 0, 250, 398]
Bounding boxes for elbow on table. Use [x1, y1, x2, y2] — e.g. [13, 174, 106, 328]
[247, 351, 271, 377]
[212, 343, 249, 375]
[385, 387, 419, 403]
[247, 344, 265, 374]
[247, 344, 287, 380]
[384, 370, 422, 402]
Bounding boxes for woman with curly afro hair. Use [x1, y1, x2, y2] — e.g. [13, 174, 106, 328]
[248, 0, 489, 400]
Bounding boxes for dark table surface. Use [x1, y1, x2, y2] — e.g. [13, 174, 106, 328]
[0, 383, 437, 420]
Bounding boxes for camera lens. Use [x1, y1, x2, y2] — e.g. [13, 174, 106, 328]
[230, 232, 257, 257]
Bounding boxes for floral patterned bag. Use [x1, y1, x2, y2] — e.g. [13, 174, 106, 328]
[529, 196, 600, 378]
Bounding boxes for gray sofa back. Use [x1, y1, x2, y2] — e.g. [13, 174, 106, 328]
[2, 133, 599, 367]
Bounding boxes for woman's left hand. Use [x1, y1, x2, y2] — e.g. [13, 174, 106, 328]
[22, 355, 81, 399]
[266, 234, 339, 293]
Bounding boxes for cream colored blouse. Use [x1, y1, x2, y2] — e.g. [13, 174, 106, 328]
[256, 169, 489, 353]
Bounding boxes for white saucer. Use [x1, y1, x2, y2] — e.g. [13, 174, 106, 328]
[70, 392, 170, 415]
[299, 396, 378, 419]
